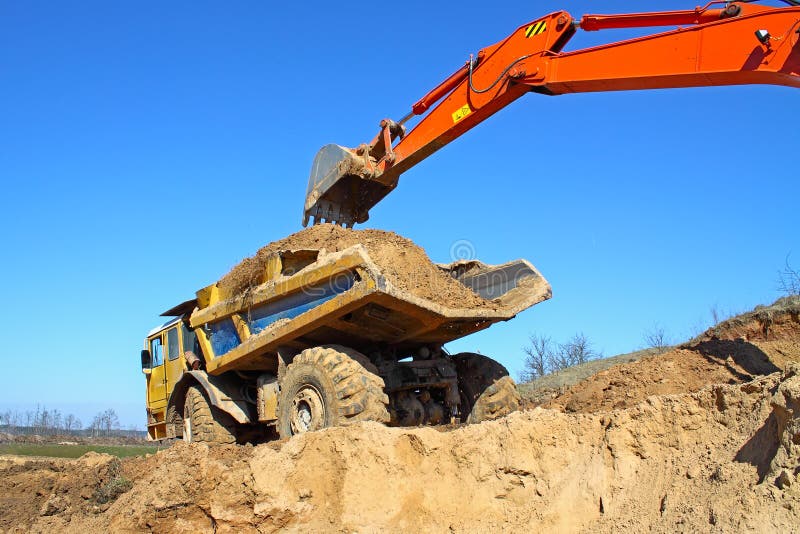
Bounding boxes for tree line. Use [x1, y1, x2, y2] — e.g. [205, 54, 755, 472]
[0, 406, 136, 437]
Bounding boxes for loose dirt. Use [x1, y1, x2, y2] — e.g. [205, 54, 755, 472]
[536, 296, 800, 414]
[4, 298, 798, 533]
[218, 224, 491, 309]
[0, 452, 133, 533]
[5, 368, 800, 533]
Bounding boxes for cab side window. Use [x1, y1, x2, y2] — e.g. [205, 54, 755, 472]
[150, 337, 164, 366]
[167, 328, 180, 361]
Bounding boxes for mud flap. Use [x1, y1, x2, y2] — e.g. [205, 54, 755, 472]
[169, 371, 254, 424]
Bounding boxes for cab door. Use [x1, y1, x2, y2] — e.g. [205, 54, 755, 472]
[146, 334, 167, 407]
[164, 325, 186, 396]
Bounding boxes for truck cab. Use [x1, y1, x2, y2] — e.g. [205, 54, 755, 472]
[141, 316, 197, 440]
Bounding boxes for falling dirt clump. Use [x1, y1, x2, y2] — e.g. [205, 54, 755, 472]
[219, 224, 491, 309]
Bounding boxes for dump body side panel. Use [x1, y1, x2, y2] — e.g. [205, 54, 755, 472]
[188, 246, 551, 375]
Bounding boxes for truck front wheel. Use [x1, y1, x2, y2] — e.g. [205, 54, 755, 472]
[277, 345, 390, 438]
[183, 385, 237, 445]
[453, 353, 521, 424]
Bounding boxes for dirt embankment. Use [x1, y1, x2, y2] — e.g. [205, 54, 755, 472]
[0, 452, 133, 533]
[3, 297, 798, 533]
[218, 224, 491, 309]
[5, 367, 800, 533]
[530, 296, 800, 414]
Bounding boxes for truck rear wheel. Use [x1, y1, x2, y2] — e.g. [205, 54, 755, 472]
[183, 385, 237, 445]
[453, 353, 520, 424]
[277, 345, 390, 438]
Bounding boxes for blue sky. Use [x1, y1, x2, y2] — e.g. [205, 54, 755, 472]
[1, 1, 797, 428]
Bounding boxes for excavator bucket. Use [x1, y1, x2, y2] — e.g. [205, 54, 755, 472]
[303, 144, 392, 227]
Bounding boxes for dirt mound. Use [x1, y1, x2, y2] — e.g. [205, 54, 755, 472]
[534, 296, 800, 413]
[4, 298, 797, 532]
[518, 348, 668, 407]
[693, 295, 800, 370]
[0, 452, 131, 533]
[543, 346, 771, 413]
[6, 369, 799, 533]
[219, 224, 490, 309]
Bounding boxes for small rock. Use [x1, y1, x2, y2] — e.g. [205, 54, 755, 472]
[39, 495, 67, 517]
[709, 508, 717, 526]
[776, 470, 792, 489]
[710, 465, 730, 483]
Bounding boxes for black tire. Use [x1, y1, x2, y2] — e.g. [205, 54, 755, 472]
[183, 385, 237, 444]
[277, 345, 390, 438]
[453, 352, 520, 424]
[166, 404, 183, 439]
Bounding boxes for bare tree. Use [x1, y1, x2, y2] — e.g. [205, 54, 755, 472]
[521, 332, 601, 380]
[89, 409, 121, 437]
[709, 304, 722, 325]
[557, 333, 600, 368]
[643, 323, 671, 349]
[88, 415, 101, 437]
[709, 303, 739, 326]
[34, 405, 51, 434]
[51, 409, 63, 434]
[64, 414, 81, 434]
[777, 255, 800, 296]
[521, 334, 551, 381]
[102, 409, 120, 435]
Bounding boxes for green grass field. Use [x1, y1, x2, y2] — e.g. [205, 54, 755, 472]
[0, 443, 163, 459]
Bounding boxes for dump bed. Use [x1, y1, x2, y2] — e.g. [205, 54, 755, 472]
[188, 245, 551, 375]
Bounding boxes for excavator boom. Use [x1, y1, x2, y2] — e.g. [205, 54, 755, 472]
[303, 1, 800, 227]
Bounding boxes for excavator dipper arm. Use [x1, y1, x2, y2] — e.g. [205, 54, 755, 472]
[303, 1, 800, 227]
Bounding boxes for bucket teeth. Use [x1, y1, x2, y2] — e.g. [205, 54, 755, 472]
[304, 144, 388, 229]
[306, 207, 354, 228]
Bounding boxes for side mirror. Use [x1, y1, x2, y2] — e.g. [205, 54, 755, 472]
[141, 349, 152, 373]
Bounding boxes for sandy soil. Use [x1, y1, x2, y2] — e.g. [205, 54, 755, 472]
[3, 301, 798, 533]
[3, 368, 799, 533]
[218, 224, 490, 309]
[539, 297, 800, 414]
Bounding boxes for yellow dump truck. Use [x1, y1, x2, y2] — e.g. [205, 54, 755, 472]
[141, 244, 550, 443]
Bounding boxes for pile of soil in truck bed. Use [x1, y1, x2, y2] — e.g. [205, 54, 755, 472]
[218, 224, 493, 310]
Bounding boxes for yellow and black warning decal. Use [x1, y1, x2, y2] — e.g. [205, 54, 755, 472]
[525, 20, 547, 38]
[451, 104, 472, 124]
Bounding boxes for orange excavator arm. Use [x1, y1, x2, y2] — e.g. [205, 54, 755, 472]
[304, 1, 800, 227]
